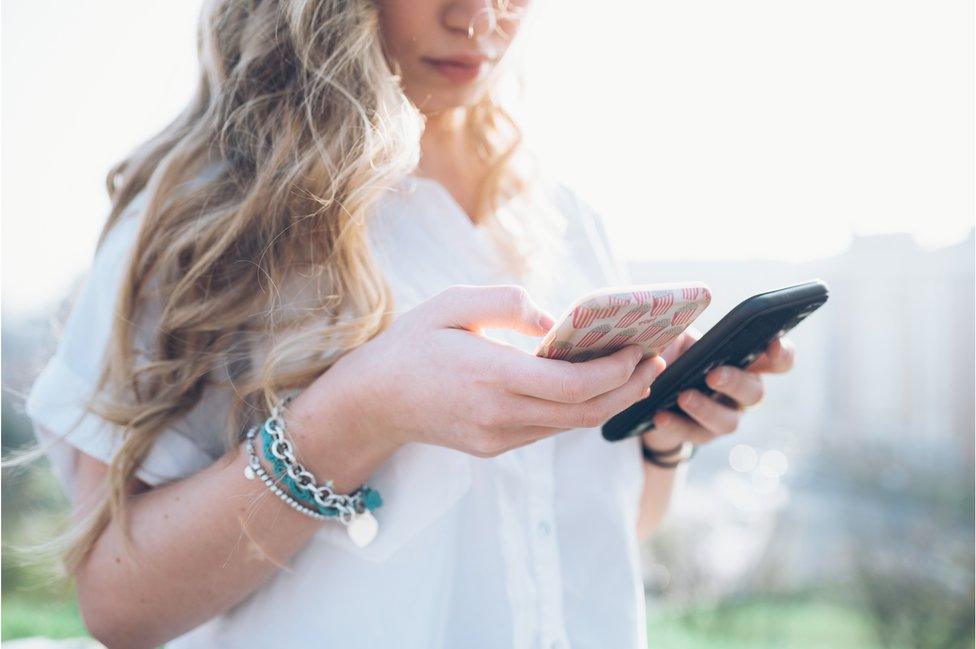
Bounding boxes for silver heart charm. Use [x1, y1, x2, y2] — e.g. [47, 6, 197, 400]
[347, 511, 379, 548]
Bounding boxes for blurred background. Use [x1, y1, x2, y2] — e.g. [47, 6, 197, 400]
[2, 0, 973, 647]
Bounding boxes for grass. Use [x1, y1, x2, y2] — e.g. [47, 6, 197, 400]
[1, 596, 89, 641]
[646, 596, 884, 648]
[2, 591, 886, 647]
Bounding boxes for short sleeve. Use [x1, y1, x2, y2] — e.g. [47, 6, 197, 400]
[24, 195, 217, 496]
[551, 182, 632, 286]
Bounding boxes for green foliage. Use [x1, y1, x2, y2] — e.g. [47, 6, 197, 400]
[2, 596, 88, 641]
[2, 393, 80, 641]
[647, 595, 883, 648]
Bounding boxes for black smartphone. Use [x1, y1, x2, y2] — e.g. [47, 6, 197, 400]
[601, 279, 829, 442]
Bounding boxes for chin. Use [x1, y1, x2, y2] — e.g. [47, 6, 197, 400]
[406, 86, 488, 115]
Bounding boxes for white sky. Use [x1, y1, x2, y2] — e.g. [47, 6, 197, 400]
[2, 0, 974, 314]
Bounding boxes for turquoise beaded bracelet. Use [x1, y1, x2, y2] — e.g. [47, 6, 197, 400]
[259, 421, 383, 516]
[245, 396, 383, 547]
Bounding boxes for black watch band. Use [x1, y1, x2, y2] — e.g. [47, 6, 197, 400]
[640, 438, 696, 469]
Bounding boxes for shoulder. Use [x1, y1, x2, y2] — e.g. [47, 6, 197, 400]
[92, 193, 148, 280]
[85, 163, 218, 310]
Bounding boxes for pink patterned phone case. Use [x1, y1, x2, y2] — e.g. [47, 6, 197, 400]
[535, 282, 712, 362]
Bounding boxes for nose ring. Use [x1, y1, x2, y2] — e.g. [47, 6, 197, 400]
[467, 7, 497, 39]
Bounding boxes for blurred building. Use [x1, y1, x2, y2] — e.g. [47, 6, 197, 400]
[629, 228, 975, 473]
[631, 229, 975, 601]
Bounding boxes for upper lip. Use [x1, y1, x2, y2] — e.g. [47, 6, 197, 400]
[422, 53, 496, 67]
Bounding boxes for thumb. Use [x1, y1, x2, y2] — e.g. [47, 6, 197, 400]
[426, 284, 555, 337]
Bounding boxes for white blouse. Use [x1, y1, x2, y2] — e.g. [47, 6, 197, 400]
[25, 173, 648, 649]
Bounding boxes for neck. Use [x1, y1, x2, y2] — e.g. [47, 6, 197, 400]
[418, 107, 470, 175]
[415, 106, 487, 224]
[422, 107, 468, 140]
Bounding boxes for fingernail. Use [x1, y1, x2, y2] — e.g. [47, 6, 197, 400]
[537, 312, 555, 331]
[653, 356, 667, 375]
[712, 368, 729, 387]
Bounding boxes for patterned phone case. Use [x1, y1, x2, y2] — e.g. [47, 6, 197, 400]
[535, 282, 712, 362]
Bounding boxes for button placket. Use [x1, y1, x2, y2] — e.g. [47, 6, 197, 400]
[492, 451, 538, 649]
[522, 438, 571, 649]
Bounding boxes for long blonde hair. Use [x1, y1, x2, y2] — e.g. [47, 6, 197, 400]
[39, 0, 535, 574]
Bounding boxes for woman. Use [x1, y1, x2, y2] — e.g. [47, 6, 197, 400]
[23, 1, 794, 647]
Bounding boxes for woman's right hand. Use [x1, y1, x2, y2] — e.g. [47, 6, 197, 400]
[65, 284, 667, 647]
[290, 285, 666, 470]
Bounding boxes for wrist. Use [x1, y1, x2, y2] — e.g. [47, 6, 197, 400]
[640, 424, 695, 470]
[641, 427, 684, 453]
[284, 385, 401, 495]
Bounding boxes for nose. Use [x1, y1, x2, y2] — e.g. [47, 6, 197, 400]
[442, 0, 498, 39]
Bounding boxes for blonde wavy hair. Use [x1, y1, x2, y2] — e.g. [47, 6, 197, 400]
[19, 0, 542, 575]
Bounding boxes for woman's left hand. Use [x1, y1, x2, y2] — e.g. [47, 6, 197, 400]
[642, 329, 796, 451]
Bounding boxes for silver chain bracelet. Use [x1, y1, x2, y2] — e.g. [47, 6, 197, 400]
[263, 396, 364, 522]
[243, 395, 380, 548]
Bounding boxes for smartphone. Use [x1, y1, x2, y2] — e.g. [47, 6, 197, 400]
[601, 279, 829, 441]
[535, 282, 712, 363]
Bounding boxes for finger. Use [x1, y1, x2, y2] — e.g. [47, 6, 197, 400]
[503, 344, 665, 403]
[660, 328, 700, 364]
[674, 389, 740, 436]
[713, 393, 746, 411]
[506, 355, 666, 428]
[425, 284, 555, 337]
[747, 336, 795, 374]
[703, 366, 765, 407]
[650, 410, 716, 446]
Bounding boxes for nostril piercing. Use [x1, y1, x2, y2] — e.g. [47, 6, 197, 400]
[466, 8, 498, 39]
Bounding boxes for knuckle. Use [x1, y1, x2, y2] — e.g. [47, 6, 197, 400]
[491, 406, 515, 427]
[615, 356, 636, 385]
[500, 284, 531, 317]
[474, 407, 501, 429]
[719, 417, 738, 435]
[574, 405, 603, 429]
[558, 368, 586, 402]
[588, 408, 609, 428]
[436, 284, 467, 303]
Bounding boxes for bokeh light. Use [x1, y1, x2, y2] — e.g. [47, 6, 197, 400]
[729, 444, 759, 473]
[759, 450, 789, 479]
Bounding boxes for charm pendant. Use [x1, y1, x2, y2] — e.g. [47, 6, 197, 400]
[347, 510, 378, 548]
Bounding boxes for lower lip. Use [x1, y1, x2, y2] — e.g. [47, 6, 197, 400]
[423, 59, 486, 83]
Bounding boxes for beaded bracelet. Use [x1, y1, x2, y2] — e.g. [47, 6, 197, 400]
[244, 427, 331, 521]
[243, 395, 382, 548]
